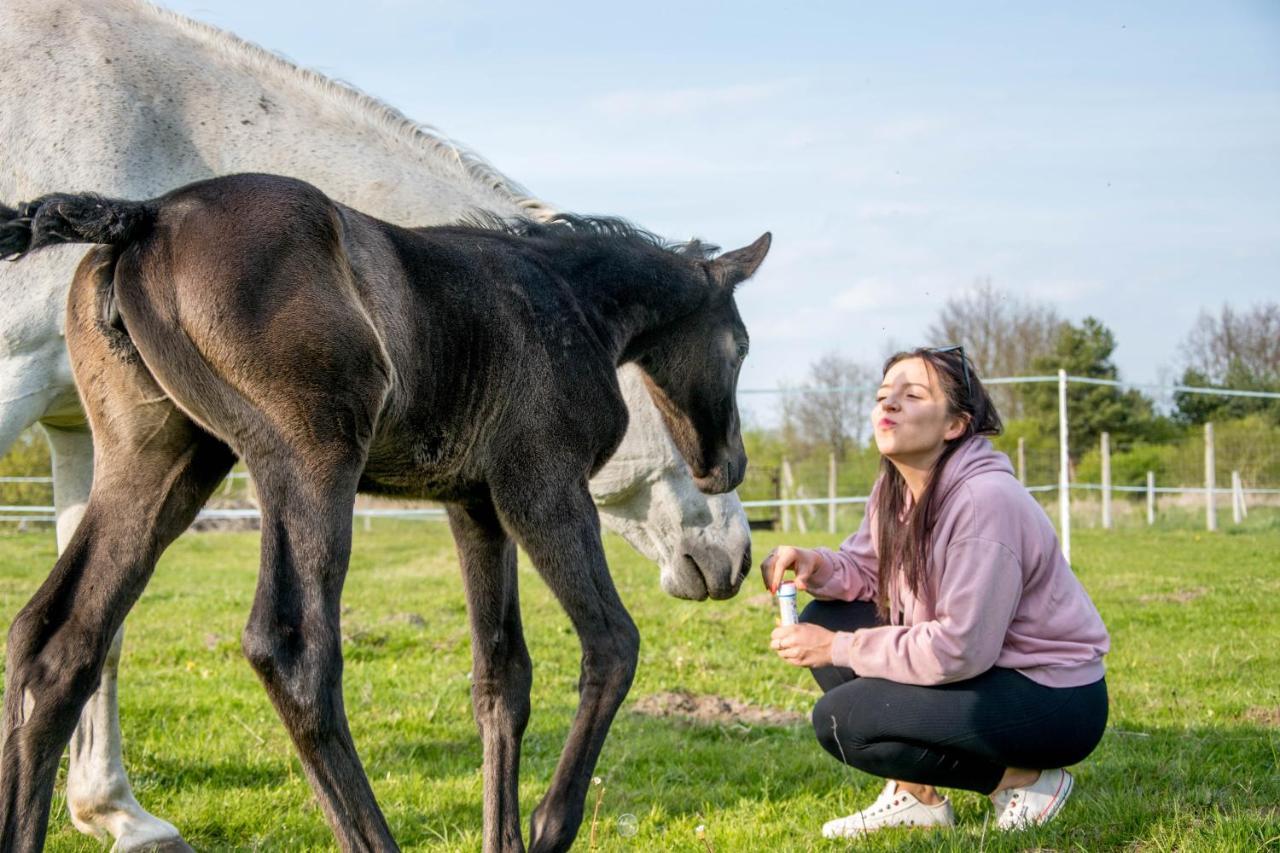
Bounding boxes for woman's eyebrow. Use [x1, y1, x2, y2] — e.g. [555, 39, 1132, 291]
[878, 382, 930, 391]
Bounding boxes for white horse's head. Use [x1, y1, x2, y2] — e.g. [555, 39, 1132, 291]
[590, 365, 752, 600]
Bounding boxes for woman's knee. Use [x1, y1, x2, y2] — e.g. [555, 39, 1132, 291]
[812, 689, 869, 758]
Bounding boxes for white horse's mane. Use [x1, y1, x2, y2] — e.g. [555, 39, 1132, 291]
[135, 0, 555, 220]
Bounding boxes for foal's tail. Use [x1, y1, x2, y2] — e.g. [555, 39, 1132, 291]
[0, 193, 155, 261]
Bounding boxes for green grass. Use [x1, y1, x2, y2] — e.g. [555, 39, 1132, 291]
[0, 522, 1277, 851]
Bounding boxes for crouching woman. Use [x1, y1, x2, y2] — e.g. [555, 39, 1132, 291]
[764, 347, 1109, 839]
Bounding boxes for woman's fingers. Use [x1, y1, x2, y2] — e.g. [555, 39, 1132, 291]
[760, 547, 795, 591]
[761, 547, 822, 592]
[770, 624, 834, 668]
[770, 547, 798, 592]
[759, 550, 777, 590]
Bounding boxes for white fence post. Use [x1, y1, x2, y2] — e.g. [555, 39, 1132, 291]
[1017, 437, 1026, 485]
[794, 486, 810, 534]
[1231, 470, 1245, 524]
[1058, 369, 1071, 563]
[780, 458, 792, 533]
[1204, 422, 1217, 532]
[827, 452, 837, 534]
[1146, 470, 1155, 526]
[1100, 431, 1112, 530]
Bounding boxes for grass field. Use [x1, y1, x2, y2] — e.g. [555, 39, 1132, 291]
[0, 518, 1277, 851]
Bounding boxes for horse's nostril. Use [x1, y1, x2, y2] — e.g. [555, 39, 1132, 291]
[738, 548, 752, 584]
[678, 554, 710, 597]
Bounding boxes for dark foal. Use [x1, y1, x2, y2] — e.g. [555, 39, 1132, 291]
[0, 174, 768, 853]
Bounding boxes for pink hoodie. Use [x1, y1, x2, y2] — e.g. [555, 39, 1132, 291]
[807, 436, 1109, 688]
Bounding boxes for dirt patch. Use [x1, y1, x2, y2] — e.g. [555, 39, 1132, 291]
[744, 592, 775, 609]
[630, 690, 806, 727]
[1241, 706, 1280, 727]
[1137, 586, 1208, 605]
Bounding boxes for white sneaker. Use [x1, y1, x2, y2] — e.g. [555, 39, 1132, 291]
[995, 768, 1074, 830]
[821, 780, 956, 838]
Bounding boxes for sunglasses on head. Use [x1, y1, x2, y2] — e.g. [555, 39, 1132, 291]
[926, 345, 972, 399]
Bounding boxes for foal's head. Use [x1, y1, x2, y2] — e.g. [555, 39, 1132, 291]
[636, 232, 770, 495]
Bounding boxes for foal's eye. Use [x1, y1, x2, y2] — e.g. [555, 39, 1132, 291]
[736, 343, 749, 360]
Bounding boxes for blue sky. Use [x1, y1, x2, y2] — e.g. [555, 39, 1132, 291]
[163, 1, 1280, 421]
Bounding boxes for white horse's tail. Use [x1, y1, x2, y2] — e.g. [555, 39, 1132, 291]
[0, 194, 155, 261]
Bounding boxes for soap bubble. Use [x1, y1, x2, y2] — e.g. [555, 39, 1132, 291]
[617, 814, 638, 837]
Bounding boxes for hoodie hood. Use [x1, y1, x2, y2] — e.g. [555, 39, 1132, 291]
[931, 435, 1015, 504]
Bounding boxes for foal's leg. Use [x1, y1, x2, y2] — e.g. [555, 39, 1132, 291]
[42, 423, 189, 851]
[448, 500, 532, 853]
[493, 484, 640, 853]
[240, 459, 396, 852]
[0, 416, 234, 852]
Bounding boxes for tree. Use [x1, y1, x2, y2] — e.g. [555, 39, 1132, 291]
[926, 278, 1064, 418]
[1181, 302, 1280, 384]
[1174, 302, 1280, 424]
[784, 352, 874, 462]
[1024, 317, 1167, 458]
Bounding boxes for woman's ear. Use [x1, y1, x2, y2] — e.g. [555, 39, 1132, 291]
[944, 413, 969, 442]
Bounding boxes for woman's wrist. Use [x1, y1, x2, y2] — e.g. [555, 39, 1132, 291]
[829, 630, 858, 670]
[803, 549, 837, 592]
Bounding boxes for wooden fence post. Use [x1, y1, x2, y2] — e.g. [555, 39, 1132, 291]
[1205, 422, 1217, 532]
[1017, 437, 1026, 486]
[1231, 470, 1245, 524]
[1058, 370, 1071, 562]
[827, 453, 837, 534]
[1146, 470, 1155, 526]
[781, 458, 793, 533]
[1100, 431, 1112, 530]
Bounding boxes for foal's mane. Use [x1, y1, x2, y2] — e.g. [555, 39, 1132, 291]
[460, 211, 721, 260]
[136, 1, 554, 220]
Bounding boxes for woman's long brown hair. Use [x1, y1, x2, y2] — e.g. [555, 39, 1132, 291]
[873, 348, 1003, 621]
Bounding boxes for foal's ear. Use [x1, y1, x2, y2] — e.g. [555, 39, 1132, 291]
[710, 232, 771, 290]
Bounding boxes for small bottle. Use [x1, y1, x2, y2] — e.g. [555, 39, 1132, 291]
[777, 581, 798, 626]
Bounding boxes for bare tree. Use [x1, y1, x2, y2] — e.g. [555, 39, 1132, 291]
[788, 352, 874, 461]
[926, 278, 1064, 417]
[1181, 302, 1280, 385]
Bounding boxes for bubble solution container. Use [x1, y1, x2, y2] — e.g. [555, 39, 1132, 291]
[777, 581, 798, 625]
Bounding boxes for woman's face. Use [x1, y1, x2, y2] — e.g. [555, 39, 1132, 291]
[872, 357, 966, 461]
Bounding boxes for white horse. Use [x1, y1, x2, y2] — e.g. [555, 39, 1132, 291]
[0, 2, 752, 849]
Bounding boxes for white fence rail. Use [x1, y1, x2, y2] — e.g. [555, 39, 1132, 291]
[4, 375, 1278, 553]
[742, 372, 1279, 558]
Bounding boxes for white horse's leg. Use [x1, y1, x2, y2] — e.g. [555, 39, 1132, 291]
[43, 424, 191, 852]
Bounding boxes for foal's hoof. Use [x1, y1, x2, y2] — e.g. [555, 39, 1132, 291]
[116, 837, 195, 853]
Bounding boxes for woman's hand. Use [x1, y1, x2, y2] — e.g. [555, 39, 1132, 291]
[770, 623, 836, 668]
[760, 545, 825, 593]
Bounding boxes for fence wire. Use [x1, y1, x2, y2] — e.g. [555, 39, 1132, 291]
[3, 375, 1278, 536]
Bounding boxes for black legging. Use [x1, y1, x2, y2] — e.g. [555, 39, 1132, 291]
[802, 599, 1108, 794]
